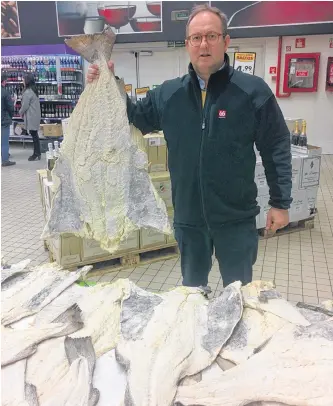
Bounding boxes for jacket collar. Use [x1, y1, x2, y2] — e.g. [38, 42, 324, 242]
[188, 53, 232, 90]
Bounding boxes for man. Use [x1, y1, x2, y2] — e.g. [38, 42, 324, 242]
[1, 72, 16, 167]
[87, 5, 292, 288]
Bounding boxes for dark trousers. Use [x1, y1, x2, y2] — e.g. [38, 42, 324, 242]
[175, 218, 258, 288]
[30, 130, 41, 156]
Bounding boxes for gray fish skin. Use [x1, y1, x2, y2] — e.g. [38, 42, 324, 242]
[1, 359, 27, 405]
[176, 320, 333, 406]
[116, 281, 243, 406]
[1, 259, 31, 284]
[41, 27, 170, 254]
[25, 383, 39, 406]
[1, 304, 83, 366]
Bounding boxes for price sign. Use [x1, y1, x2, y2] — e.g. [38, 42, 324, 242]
[125, 84, 132, 98]
[135, 86, 150, 101]
[233, 52, 256, 75]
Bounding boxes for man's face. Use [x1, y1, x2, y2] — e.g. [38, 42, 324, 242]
[185, 11, 230, 78]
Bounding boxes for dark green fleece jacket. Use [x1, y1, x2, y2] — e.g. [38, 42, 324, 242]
[127, 54, 292, 228]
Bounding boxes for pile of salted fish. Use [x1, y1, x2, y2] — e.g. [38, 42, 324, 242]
[42, 27, 170, 253]
[1, 259, 333, 406]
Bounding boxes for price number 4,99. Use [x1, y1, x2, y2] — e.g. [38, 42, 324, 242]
[236, 65, 253, 73]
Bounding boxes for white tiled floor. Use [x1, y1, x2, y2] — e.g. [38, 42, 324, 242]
[1, 145, 333, 303]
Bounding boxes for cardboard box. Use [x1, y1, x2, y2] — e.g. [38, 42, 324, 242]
[300, 156, 321, 188]
[50, 234, 82, 267]
[150, 171, 173, 209]
[289, 189, 309, 222]
[81, 231, 140, 260]
[291, 156, 302, 189]
[255, 161, 269, 196]
[42, 124, 63, 137]
[37, 169, 49, 217]
[144, 132, 167, 173]
[305, 186, 319, 212]
[140, 227, 167, 249]
[307, 144, 322, 157]
[42, 178, 53, 217]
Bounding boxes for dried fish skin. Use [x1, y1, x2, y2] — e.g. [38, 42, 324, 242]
[176, 320, 333, 406]
[1, 359, 27, 406]
[42, 27, 170, 253]
[1, 259, 31, 285]
[1, 265, 90, 326]
[1, 304, 83, 366]
[116, 281, 242, 406]
[26, 279, 131, 403]
[41, 337, 99, 406]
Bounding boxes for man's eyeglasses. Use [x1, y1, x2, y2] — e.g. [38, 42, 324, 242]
[186, 31, 225, 47]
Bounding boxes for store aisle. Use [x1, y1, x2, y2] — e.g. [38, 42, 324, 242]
[1, 145, 332, 303]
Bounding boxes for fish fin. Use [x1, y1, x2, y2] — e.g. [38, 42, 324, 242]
[216, 355, 236, 371]
[65, 26, 116, 63]
[88, 388, 100, 406]
[25, 382, 39, 406]
[52, 303, 82, 324]
[296, 302, 333, 318]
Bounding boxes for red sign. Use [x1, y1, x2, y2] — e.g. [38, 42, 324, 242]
[218, 110, 226, 118]
[286, 46, 291, 52]
[295, 38, 306, 48]
[296, 70, 309, 77]
[269, 66, 277, 74]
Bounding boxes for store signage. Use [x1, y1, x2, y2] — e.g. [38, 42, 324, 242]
[286, 46, 292, 52]
[135, 86, 150, 101]
[295, 38, 306, 48]
[171, 10, 190, 21]
[125, 84, 132, 98]
[269, 66, 277, 74]
[296, 70, 309, 77]
[167, 40, 185, 48]
[233, 52, 256, 75]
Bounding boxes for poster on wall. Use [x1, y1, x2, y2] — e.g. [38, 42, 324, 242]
[56, 1, 163, 37]
[1, 1, 21, 39]
[233, 52, 256, 75]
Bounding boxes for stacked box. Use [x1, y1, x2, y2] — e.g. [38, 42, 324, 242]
[255, 144, 321, 229]
[143, 132, 167, 173]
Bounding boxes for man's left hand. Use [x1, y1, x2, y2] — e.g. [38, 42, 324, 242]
[266, 208, 289, 234]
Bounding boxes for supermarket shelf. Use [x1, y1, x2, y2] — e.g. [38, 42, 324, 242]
[61, 81, 82, 84]
[15, 97, 77, 102]
[13, 117, 66, 121]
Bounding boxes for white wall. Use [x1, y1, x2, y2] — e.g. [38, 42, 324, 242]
[263, 34, 333, 154]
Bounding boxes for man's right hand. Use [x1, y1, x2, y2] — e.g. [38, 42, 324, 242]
[86, 61, 115, 83]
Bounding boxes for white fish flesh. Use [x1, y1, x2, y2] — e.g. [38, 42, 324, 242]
[41, 27, 170, 253]
[242, 281, 310, 326]
[116, 281, 243, 405]
[176, 320, 333, 406]
[26, 279, 131, 403]
[1, 259, 31, 284]
[93, 349, 127, 406]
[41, 337, 99, 406]
[1, 359, 27, 405]
[1, 264, 90, 326]
[2, 304, 83, 366]
[220, 307, 288, 365]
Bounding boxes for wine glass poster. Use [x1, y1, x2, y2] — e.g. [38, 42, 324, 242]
[1, 1, 21, 39]
[56, 1, 162, 37]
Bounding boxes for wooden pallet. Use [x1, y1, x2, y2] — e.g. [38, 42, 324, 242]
[258, 215, 315, 239]
[56, 243, 179, 276]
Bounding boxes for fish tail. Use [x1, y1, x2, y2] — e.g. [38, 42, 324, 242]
[65, 26, 116, 63]
[25, 382, 39, 406]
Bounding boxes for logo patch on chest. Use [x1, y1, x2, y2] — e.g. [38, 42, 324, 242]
[218, 110, 227, 118]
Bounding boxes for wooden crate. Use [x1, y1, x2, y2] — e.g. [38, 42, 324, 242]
[258, 215, 315, 239]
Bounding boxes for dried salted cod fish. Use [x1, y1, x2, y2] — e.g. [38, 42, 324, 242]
[1, 263, 90, 326]
[26, 279, 131, 403]
[1, 258, 31, 285]
[1, 304, 83, 366]
[241, 280, 310, 326]
[176, 320, 333, 406]
[42, 27, 170, 253]
[41, 337, 99, 406]
[116, 281, 243, 406]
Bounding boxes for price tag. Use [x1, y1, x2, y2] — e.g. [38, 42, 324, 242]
[149, 137, 161, 146]
[233, 52, 256, 75]
[135, 86, 150, 101]
[125, 84, 132, 98]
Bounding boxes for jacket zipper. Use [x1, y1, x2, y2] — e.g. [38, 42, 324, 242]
[198, 88, 210, 231]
